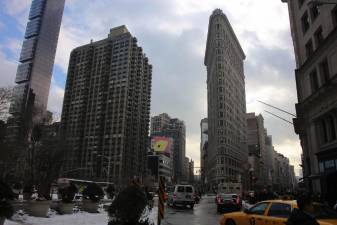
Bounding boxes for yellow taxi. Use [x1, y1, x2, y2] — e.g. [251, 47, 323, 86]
[219, 200, 337, 225]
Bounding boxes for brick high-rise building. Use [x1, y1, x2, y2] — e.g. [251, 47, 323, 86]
[60, 26, 152, 186]
[8, 0, 65, 141]
[204, 9, 247, 187]
[246, 113, 268, 189]
[282, 0, 337, 202]
[151, 113, 186, 182]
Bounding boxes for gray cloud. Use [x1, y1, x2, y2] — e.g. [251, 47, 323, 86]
[0, 48, 17, 87]
[0, 0, 302, 173]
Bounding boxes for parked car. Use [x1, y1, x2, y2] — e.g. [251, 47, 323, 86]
[167, 184, 195, 209]
[219, 200, 337, 225]
[216, 193, 242, 213]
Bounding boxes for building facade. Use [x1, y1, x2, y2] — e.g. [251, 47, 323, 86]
[283, 0, 337, 203]
[151, 113, 186, 183]
[189, 159, 194, 184]
[150, 113, 171, 134]
[183, 156, 189, 182]
[60, 26, 152, 186]
[271, 150, 296, 193]
[147, 153, 173, 184]
[204, 9, 247, 188]
[200, 118, 208, 185]
[265, 135, 274, 187]
[246, 113, 272, 189]
[8, 0, 65, 141]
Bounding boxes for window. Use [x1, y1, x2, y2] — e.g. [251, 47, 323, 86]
[309, 69, 319, 93]
[328, 115, 336, 141]
[305, 40, 314, 58]
[324, 160, 335, 169]
[310, 5, 320, 21]
[319, 59, 330, 84]
[249, 203, 269, 215]
[301, 12, 310, 34]
[268, 203, 292, 218]
[319, 162, 324, 173]
[177, 186, 184, 192]
[321, 119, 328, 143]
[314, 27, 323, 48]
[185, 186, 193, 193]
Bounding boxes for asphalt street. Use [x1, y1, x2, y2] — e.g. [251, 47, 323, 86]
[162, 195, 223, 225]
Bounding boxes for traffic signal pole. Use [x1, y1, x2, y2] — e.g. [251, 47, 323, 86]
[158, 176, 165, 225]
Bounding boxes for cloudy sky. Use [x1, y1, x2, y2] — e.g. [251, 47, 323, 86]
[0, 0, 302, 175]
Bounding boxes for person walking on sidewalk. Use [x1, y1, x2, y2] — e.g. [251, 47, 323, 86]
[286, 193, 319, 225]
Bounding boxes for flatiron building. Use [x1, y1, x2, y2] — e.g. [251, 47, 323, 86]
[204, 9, 248, 187]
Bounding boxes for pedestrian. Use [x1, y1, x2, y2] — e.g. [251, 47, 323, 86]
[333, 200, 337, 213]
[286, 193, 319, 225]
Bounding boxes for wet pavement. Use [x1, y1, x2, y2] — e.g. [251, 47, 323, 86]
[162, 195, 222, 225]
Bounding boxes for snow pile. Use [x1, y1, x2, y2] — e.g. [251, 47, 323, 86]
[149, 207, 158, 225]
[5, 207, 157, 225]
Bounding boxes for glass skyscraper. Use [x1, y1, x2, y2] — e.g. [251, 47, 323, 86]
[9, 0, 65, 140]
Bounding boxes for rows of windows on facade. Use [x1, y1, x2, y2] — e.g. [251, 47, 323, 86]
[300, 1, 337, 94]
[59, 26, 152, 183]
[297, 0, 337, 147]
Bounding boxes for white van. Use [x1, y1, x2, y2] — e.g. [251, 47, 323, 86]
[168, 184, 195, 208]
[217, 182, 242, 195]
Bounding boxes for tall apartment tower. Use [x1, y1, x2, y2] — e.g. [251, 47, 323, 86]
[8, 0, 65, 140]
[200, 118, 208, 185]
[60, 26, 152, 186]
[204, 9, 247, 187]
[151, 114, 186, 182]
[282, 0, 337, 201]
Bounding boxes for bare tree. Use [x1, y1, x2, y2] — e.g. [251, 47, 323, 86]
[0, 86, 13, 121]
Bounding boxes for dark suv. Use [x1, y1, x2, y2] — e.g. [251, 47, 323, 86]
[216, 193, 242, 213]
